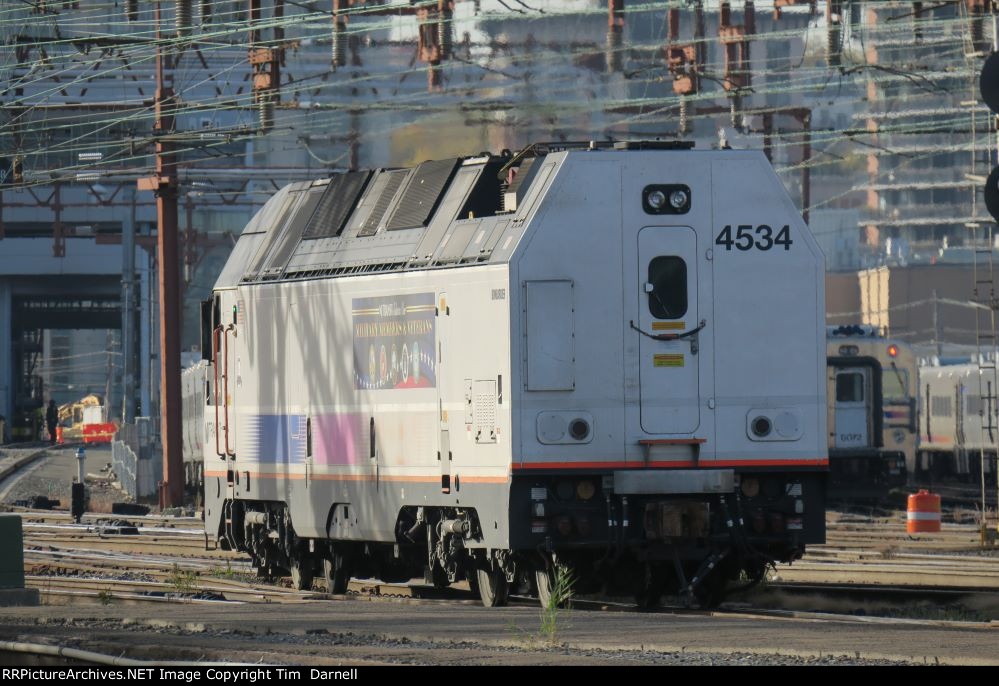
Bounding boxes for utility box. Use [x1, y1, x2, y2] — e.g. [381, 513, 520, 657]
[0, 514, 39, 606]
[0, 515, 25, 588]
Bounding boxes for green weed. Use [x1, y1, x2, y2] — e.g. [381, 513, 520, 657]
[167, 564, 198, 594]
[538, 563, 575, 645]
[97, 587, 112, 606]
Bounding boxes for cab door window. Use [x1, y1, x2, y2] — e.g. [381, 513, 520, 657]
[647, 256, 687, 319]
[836, 372, 864, 402]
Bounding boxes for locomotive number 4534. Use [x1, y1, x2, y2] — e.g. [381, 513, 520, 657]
[715, 224, 793, 251]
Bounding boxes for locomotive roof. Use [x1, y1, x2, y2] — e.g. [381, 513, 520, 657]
[215, 142, 696, 288]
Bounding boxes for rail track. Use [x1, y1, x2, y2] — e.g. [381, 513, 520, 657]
[2, 445, 999, 624]
[26, 564, 999, 627]
[908, 482, 999, 512]
[9, 508, 999, 613]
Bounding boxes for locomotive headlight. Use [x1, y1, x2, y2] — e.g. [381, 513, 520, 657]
[576, 480, 596, 501]
[643, 184, 691, 214]
[741, 477, 760, 498]
[669, 189, 689, 209]
[647, 189, 667, 210]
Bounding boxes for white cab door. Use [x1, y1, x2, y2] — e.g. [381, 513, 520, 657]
[638, 226, 700, 434]
[834, 368, 870, 448]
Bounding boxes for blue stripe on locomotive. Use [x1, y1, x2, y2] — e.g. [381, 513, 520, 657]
[241, 414, 307, 464]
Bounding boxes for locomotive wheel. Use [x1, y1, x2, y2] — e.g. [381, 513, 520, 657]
[289, 553, 314, 591]
[695, 581, 726, 609]
[430, 566, 451, 590]
[476, 568, 509, 607]
[322, 550, 351, 594]
[466, 568, 480, 597]
[535, 556, 574, 608]
[535, 568, 555, 608]
[634, 586, 662, 610]
[634, 564, 663, 610]
[254, 562, 275, 582]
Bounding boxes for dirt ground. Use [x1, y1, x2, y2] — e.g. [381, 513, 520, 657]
[0, 445, 123, 513]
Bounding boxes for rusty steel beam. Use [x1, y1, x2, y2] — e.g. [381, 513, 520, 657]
[719, 2, 749, 92]
[773, 0, 815, 20]
[665, 6, 698, 96]
[249, 0, 280, 130]
[138, 4, 183, 509]
[415, 0, 453, 90]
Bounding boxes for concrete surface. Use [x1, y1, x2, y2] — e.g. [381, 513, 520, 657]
[0, 596, 995, 665]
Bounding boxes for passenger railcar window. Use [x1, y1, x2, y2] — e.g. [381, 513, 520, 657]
[836, 373, 864, 402]
[931, 396, 952, 417]
[647, 256, 687, 319]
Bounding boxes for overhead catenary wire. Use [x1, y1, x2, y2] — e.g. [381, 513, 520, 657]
[0, 19, 964, 137]
[0, 0, 989, 233]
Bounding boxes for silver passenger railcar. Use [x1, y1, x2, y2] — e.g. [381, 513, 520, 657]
[200, 141, 828, 607]
[181, 361, 208, 492]
[918, 358, 998, 483]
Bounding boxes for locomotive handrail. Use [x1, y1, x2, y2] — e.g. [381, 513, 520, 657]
[212, 325, 224, 458]
[224, 324, 234, 457]
[629, 319, 706, 341]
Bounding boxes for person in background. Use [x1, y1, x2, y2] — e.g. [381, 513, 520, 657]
[45, 400, 58, 445]
[33, 406, 44, 442]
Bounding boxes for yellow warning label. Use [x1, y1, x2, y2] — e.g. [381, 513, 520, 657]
[653, 353, 685, 367]
[652, 321, 685, 331]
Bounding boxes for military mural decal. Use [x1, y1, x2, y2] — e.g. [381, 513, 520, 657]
[352, 293, 436, 390]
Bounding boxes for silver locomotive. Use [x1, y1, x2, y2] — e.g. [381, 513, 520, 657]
[199, 141, 828, 607]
